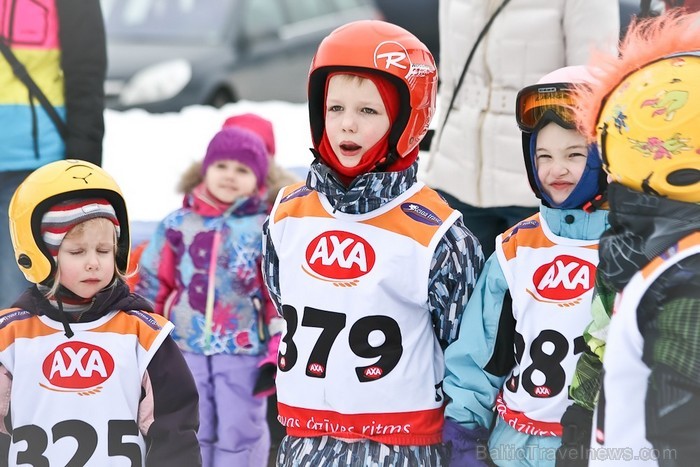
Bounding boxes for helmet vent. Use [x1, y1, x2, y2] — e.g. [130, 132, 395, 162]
[667, 168, 700, 187]
[17, 254, 32, 269]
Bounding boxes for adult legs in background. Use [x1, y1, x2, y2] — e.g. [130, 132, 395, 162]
[212, 353, 269, 467]
[0, 171, 32, 308]
[437, 190, 537, 259]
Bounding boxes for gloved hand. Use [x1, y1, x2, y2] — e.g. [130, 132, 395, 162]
[253, 334, 280, 398]
[555, 403, 593, 467]
[442, 418, 492, 466]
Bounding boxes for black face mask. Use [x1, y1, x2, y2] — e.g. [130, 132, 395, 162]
[598, 183, 700, 292]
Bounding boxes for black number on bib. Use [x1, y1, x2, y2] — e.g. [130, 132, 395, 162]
[302, 307, 346, 378]
[279, 305, 403, 382]
[52, 420, 97, 467]
[278, 304, 299, 372]
[108, 420, 142, 466]
[12, 419, 142, 465]
[350, 315, 403, 382]
[522, 329, 568, 398]
[506, 329, 584, 398]
[506, 331, 526, 392]
[13, 424, 49, 467]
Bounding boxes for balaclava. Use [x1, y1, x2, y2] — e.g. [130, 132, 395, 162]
[317, 70, 415, 184]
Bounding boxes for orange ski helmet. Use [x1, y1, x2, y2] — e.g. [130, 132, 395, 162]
[308, 20, 437, 159]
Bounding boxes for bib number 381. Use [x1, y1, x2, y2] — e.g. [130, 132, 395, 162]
[278, 305, 403, 382]
[506, 329, 585, 398]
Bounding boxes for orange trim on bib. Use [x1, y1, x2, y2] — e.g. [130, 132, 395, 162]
[0, 309, 56, 351]
[500, 215, 555, 261]
[641, 232, 700, 280]
[274, 183, 333, 223]
[91, 311, 170, 351]
[361, 187, 454, 247]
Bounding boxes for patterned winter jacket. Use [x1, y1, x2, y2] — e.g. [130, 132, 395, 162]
[137, 186, 278, 356]
[0, 0, 106, 169]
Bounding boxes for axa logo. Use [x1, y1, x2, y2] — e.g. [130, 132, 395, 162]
[41, 341, 114, 394]
[534, 386, 551, 397]
[302, 230, 376, 286]
[307, 363, 325, 377]
[364, 366, 383, 380]
[528, 255, 596, 304]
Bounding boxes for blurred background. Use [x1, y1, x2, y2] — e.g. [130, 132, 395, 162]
[101, 0, 646, 114]
[100, 0, 440, 112]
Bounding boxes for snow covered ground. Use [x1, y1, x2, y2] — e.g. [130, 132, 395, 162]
[103, 101, 312, 220]
[102, 101, 313, 243]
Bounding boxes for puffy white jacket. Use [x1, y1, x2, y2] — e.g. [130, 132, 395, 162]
[423, 0, 619, 208]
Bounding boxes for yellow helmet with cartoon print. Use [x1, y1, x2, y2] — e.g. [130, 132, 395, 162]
[597, 52, 700, 203]
[9, 160, 130, 285]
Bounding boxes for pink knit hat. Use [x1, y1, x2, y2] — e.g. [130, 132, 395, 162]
[222, 113, 276, 156]
[41, 198, 121, 258]
[201, 127, 270, 189]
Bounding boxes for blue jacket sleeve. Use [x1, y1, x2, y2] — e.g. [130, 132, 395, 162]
[444, 253, 510, 430]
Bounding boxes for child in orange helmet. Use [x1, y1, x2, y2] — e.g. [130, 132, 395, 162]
[262, 20, 483, 466]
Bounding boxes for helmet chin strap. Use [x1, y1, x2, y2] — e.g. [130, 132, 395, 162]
[56, 298, 75, 339]
[372, 150, 399, 173]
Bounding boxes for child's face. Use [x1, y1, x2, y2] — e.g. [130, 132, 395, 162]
[57, 218, 116, 298]
[535, 122, 589, 206]
[205, 159, 257, 203]
[324, 74, 390, 168]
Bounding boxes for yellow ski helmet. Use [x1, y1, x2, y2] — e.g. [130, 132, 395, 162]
[572, 12, 700, 204]
[9, 160, 130, 285]
[597, 52, 700, 203]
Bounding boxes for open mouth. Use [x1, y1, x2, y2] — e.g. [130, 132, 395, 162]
[339, 141, 362, 157]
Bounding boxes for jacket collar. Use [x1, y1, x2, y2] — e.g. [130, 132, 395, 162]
[306, 160, 419, 215]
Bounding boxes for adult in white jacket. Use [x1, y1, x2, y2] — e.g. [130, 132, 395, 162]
[423, 0, 619, 258]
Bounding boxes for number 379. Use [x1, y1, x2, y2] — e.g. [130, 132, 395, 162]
[278, 305, 404, 383]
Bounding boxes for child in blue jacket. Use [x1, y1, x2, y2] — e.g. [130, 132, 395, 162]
[443, 66, 609, 467]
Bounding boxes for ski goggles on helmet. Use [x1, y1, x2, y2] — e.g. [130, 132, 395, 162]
[516, 82, 579, 133]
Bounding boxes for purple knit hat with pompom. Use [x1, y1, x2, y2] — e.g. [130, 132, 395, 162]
[201, 127, 269, 189]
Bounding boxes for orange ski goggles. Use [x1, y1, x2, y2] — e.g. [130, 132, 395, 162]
[516, 82, 579, 133]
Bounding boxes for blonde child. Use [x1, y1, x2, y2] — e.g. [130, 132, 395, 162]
[137, 127, 282, 467]
[263, 20, 483, 466]
[443, 66, 609, 466]
[0, 159, 201, 466]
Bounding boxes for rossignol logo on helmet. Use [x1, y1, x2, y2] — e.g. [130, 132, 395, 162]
[373, 41, 435, 80]
[41, 341, 115, 394]
[527, 255, 595, 304]
[302, 230, 376, 286]
[401, 203, 442, 226]
[374, 41, 410, 70]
